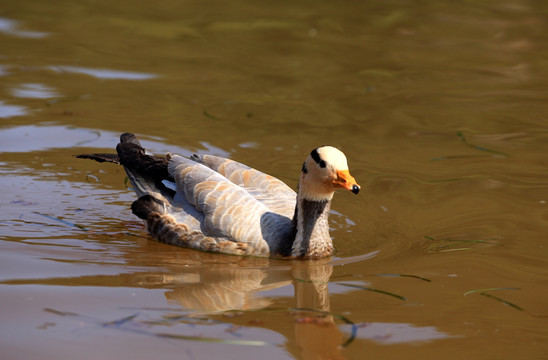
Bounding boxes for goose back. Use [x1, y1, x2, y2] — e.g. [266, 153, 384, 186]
[190, 154, 296, 218]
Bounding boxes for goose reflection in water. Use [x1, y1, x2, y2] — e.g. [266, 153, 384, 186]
[138, 250, 351, 360]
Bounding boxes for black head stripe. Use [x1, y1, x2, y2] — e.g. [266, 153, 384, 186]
[310, 148, 326, 168]
[302, 162, 308, 174]
[310, 148, 321, 163]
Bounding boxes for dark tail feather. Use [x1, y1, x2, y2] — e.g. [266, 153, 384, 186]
[76, 132, 175, 200]
[115, 133, 172, 198]
[73, 132, 139, 164]
[116, 134, 170, 181]
[131, 195, 166, 219]
[120, 132, 142, 147]
[75, 133, 146, 165]
[75, 153, 120, 164]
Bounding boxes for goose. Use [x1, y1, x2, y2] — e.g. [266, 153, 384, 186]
[77, 133, 360, 259]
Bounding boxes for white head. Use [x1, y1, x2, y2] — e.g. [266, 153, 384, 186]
[299, 146, 360, 201]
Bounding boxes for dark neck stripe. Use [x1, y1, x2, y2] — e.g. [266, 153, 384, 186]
[294, 198, 330, 257]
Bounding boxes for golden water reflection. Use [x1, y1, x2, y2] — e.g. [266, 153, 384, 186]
[1, 234, 450, 358]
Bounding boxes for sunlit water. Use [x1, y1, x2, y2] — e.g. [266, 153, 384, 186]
[1, 1, 547, 359]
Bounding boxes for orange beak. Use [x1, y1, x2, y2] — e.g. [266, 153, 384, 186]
[333, 169, 361, 194]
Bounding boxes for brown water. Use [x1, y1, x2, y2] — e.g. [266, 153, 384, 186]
[1, 1, 547, 359]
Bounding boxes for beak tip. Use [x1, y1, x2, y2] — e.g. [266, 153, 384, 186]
[351, 184, 360, 194]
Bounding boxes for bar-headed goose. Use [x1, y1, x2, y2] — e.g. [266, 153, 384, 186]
[77, 133, 360, 259]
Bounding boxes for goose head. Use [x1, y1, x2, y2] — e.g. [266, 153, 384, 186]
[299, 146, 360, 202]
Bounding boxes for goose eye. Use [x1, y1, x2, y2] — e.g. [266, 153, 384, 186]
[318, 160, 326, 168]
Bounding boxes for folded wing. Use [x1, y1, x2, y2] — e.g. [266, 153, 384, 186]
[190, 154, 296, 218]
[167, 155, 292, 255]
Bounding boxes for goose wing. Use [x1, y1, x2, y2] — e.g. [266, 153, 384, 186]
[190, 154, 296, 218]
[166, 155, 293, 255]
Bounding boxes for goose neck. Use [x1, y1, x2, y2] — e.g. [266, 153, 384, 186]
[290, 195, 333, 258]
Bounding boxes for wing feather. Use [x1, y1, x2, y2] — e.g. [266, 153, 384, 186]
[191, 154, 296, 217]
[168, 155, 284, 253]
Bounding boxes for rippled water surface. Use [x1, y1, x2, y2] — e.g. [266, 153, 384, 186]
[1, 1, 547, 359]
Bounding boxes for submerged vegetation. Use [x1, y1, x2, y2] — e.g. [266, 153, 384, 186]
[464, 288, 523, 312]
[431, 131, 510, 161]
[425, 235, 501, 253]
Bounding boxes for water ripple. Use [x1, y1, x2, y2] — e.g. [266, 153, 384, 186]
[48, 65, 159, 80]
[0, 101, 26, 118]
[11, 83, 61, 99]
[0, 17, 50, 38]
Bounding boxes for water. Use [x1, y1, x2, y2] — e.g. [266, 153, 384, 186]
[1, 1, 547, 359]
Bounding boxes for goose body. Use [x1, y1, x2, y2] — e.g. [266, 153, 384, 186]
[78, 133, 360, 259]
